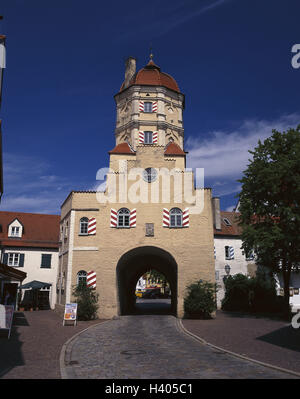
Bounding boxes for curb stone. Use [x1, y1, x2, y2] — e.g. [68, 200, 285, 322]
[59, 320, 110, 379]
[177, 318, 300, 379]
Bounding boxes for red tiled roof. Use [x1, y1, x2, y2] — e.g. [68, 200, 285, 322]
[0, 211, 60, 248]
[164, 142, 186, 156]
[109, 142, 136, 155]
[214, 211, 242, 236]
[120, 60, 180, 93]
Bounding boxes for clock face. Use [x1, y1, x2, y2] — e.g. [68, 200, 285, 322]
[143, 167, 157, 183]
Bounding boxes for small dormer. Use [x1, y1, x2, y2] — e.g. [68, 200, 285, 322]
[8, 218, 23, 238]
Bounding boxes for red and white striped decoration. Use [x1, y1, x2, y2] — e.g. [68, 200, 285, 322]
[139, 131, 144, 144]
[87, 271, 96, 289]
[153, 131, 158, 144]
[130, 209, 136, 227]
[139, 101, 144, 112]
[182, 208, 189, 227]
[152, 101, 158, 112]
[163, 208, 170, 227]
[88, 218, 96, 235]
[110, 208, 118, 227]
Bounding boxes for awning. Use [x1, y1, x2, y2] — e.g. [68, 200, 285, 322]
[0, 262, 27, 281]
[19, 280, 52, 290]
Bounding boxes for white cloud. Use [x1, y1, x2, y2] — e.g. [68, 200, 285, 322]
[186, 113, 300, 198]
[186, 113, 300, 179]
[1, 153, 90, 214]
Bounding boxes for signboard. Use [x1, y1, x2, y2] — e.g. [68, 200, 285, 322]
[63, 303, 77, 326]
[0, 305, 14, 338]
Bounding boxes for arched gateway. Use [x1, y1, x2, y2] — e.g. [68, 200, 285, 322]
[58, 55, 215, 319]
[116, 246, 178, 315]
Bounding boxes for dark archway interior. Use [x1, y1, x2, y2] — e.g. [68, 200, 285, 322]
[116, 246, 178, 316]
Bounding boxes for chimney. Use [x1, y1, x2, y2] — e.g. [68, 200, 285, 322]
[212, 197, 221, 230]
[124, 57, 136, 89]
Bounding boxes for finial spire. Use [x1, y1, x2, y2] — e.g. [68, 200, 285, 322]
[149, 44, 153, 61]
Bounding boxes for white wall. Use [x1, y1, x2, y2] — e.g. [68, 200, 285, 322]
[3, 247, 59, 309]
[214, 237, 252, 307]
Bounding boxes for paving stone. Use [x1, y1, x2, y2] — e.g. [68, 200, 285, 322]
[62, 315, 298, 379]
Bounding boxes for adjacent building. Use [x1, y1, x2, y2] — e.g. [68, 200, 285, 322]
[0, 211, 60, 309]
[212, 198, 256, 307]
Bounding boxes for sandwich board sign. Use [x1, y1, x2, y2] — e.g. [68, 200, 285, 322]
[63, 303, 77, 326]
[0, 304, 14, 339]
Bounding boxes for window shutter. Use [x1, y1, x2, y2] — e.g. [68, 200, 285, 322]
[139, 131, 144, 144]
[41, 254, 51, 268]
[19, 254, 25, 267]
[214, 246, 216, 259]
[163, 208, 170, 227]
[182, 208, 189, 227]
[87, 271, 96, 289]
[110, 209, 117, 227]
[88, 218, 96, 235]
[139, 101, 144, 112]
[229, 246, 234, 259]
[153, 131, 158, 144]
[130, 209, 136, 228]
[152, 101, 157, 112]
[3, 253, 8, 265]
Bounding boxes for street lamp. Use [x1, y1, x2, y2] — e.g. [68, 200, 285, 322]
[224, 264, 231, 275]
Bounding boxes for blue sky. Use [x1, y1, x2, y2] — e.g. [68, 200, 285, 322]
[1, 0, 300, 214]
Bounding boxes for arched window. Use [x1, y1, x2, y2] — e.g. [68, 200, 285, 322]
[80, 217, 89, 235]
[77, 270, 87, 286]
[118, 208, 130, 228]
[170, 208, 182, 227]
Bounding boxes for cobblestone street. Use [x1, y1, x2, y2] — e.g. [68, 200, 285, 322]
[62, 315, 298, 379]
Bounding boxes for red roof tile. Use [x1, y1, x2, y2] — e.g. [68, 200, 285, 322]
[109, 142, 136, 155]
[164, 142, 186, 155]
[0, 211, 60, 248]
[120, 60, 180, 93]
[214, 211, 242, 236]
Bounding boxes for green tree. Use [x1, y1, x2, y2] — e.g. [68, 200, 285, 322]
[238, 126, 300, 317]
[184, 280, 217, 319]
[72, 281, 99, 321]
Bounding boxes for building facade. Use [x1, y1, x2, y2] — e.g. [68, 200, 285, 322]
[0, 211, 60, 309]
[59, 56, 215, 319]
[212, 198, 257, 307]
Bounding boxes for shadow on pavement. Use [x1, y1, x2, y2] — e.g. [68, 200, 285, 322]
[257, 325, 300, 352]
[0, 312, 26, 377]
[134, 299, 172, 315]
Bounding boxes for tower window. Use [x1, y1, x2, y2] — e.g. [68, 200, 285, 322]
[144, 131, 153, 144]
[117, 208, 130, 228]
[170, 208, 183, 227]
[144, 102, 152, 113]
[79, 217, 89, 235]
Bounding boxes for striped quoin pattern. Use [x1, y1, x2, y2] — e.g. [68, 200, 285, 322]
[152, 101, 157, 112]
[152, 131, 158, 144]
[139, 101, 144, 112]
[139, 131, 144, 144]
[229, 246, 235, 259]
[130, 209, 136, 227]
[182, 208, 189, 227]
[87, 271, 96, 289]
[110, 208, 118, 227]
[88, 218, 96, 235]
[163, 208, 170, 227]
